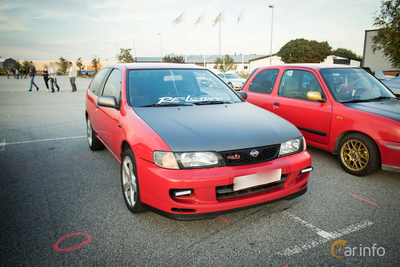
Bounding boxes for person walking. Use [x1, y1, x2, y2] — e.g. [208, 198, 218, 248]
[6, 69, 9, 79]
[42, 66, 50, 91]
[19, 68, 23, 79]
[28, 66, 39, 92]
[49, 62, 60, 93]
[16, 68, 19, 79]
[67, 62, 77, 92]
[12, 68, 16, 79]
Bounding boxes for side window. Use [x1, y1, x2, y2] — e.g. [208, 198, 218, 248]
[248, 69, 279, 94]
[102, 69, 122, 104]
[278, 69, 324, 100]
[89, 68, 109, 95]
[218, 74, 224, 79]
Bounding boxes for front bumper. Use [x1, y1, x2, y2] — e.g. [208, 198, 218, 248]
[137, 150, 312, 220]
[377, 140, 400, 173]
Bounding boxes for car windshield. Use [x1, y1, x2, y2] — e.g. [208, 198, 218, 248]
[224, 73, 240, 79]
[320, 68, 396, 103]
[128, 69, 242, 107]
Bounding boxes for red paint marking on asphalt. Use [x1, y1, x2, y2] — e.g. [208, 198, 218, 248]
[53, 232, 92, 252]
[73, 153, 102, 158]
[15, 161, 41, 166]
[218, 215, 229, 223]
[349, 194, 377, 206]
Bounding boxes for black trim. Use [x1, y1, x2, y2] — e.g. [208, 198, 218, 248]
[142, 187, 307, 221]
[296, 126, 327, 137]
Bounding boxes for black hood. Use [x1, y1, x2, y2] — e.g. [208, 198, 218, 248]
[343, 99, 400, 123]
[134, 102, 301, 152]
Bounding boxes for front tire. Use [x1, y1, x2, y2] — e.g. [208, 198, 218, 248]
[337, 133, 380, 176]
[87, 118, 105, 151]
[121, 149, 144, 213]
[228, 82, 233, 88]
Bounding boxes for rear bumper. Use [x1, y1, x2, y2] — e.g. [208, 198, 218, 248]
[137, 150, 312, 220]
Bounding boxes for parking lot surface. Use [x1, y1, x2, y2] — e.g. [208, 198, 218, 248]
[0, 76, 399, 266]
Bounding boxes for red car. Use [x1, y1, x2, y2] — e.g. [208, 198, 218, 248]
[85, 63, 312, 220]
[242, 64, 400, 176]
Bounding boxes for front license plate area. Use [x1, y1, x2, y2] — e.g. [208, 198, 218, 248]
[233, 169, 282, 191]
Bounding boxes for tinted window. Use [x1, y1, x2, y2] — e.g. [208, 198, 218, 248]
[248, 69, 279, 94]
[224, 73, 240, 79]
[102, 69, 122, 104]
[278, 69, 324, 100]
[218, 74, 224, 78]
[128, 69, 241, 107]
[89, 68, 109, 95]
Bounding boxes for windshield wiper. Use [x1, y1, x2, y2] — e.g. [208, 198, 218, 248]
[140, 103, 195, 107]
[193, 100, 235, 105]
[341, 99, 372, 103]
[369, 96, 394, 101]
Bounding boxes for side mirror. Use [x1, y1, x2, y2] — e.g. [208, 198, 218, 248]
[306, 91, 323, 102]
[98, 96, 119, 109]
[237, 91, 247, 100]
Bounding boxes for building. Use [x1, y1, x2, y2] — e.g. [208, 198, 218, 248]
[362, 29, 395, 72]
[0, 57, 18, 70]
[249, 54, 362, 72]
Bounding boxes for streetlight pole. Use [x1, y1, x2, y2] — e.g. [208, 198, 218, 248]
[269, 5, 274, 65]
[158, 33, 163, 63]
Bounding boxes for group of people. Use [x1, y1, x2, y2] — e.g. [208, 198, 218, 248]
[27, 62, 78, 93]
[6, 68, 29, 79]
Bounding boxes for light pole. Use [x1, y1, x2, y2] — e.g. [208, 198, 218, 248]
[269, 5, 274, 65]
[158, 33, 163, 63]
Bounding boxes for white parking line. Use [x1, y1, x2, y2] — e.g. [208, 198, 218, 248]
[278, 212, 374, 256]
[0, 136, 86, 151]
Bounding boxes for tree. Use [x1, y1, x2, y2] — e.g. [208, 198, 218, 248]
[21, 60, 30, 71]
[58, 57, 68, 74]
[371, 0, 400, 69]
[277, 38, 332, 63]
[91, 55, 101, 73]
[117, 48, 135, 63]
[76, 57, 84, 72]
[214, 54, 237, 73]
[332, 48, 362, 60]
[162, 53, 185, 63]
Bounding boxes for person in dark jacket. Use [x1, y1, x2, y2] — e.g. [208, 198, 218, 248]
[28, 67, 39, 92]
[42, 66, 50, 91]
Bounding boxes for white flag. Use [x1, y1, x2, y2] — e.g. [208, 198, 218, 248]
[173, 11, 186, 26]
[237, 9, 244, 25]
[212, 11, 224, 27]
[194, 12, 205, 27]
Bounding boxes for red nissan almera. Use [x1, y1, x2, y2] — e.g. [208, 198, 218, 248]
[85, 63, 312, 220]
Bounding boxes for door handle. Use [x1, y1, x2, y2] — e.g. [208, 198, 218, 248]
[273, 102, 280, 106]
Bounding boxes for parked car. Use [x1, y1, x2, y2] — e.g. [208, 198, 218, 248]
[381, 75, 400, 96]
[217, 73, 246, 90]
[242, 64, 400, 176]
[85, 63, 312, 220]
[82, 70, 95, 77]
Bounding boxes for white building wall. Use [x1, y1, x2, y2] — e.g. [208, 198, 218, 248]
[363, 30, 393, 71]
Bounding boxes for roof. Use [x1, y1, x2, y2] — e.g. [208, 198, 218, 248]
[256, 63, 359, 69]
[134, 55, 266, 64]
[107, 63, 207, 70]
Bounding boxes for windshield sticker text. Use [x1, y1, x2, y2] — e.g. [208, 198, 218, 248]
[158, 96, 223, 104]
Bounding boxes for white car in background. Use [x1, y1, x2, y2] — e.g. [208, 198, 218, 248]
[381, 76, 400, 96]
[217, 73, 246, 90]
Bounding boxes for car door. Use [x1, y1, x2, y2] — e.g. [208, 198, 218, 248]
[95, 68, 123, 156]
[244, 68, 280, 111]
[86, 68, 111, 132]
[271, 68, 332, 146]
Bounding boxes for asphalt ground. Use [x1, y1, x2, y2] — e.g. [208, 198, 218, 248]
[0, 75, 399, 266]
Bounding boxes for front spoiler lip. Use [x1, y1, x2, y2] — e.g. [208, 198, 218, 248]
[142, 187, 307, 221]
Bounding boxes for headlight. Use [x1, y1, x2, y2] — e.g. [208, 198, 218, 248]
[153, 151, 225, 169]
[279, 137, 305, 157]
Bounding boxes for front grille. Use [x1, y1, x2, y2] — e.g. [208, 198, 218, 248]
[221, 145, 280, 166]
[216, 174, 287, 200]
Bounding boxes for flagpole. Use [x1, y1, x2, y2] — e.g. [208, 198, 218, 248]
[185, 10, 187, 64]
[242, 8, 245, 71]
[204, 10, 206, 68]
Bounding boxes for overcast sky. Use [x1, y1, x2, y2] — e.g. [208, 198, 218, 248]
[0, 0, 381, 62]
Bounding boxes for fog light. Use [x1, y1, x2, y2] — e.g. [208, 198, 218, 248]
[173, 189, 193, 197]
[300, 167, 313, 174]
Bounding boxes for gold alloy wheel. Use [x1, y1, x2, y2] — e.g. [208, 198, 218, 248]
[340, 139, 369, 171]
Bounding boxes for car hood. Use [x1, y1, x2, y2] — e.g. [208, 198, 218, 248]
[134, 102, 301, 151]
[343, 99, 400, 122]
